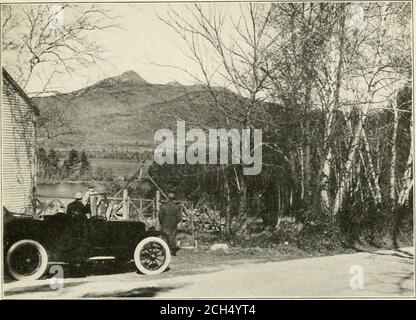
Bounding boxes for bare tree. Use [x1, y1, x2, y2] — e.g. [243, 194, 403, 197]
[158, 3, 274, 236]
[2, 4, 117, 94]
[332, 3, 411, 215]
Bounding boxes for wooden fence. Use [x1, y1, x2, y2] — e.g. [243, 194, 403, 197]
[34, 190, 160, 228]
[34, 190, 223, 246]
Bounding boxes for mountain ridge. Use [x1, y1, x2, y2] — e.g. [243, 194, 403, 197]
[33, 70, 230, 152]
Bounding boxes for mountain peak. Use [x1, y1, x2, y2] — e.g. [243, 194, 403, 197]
[117, 70, 148, 84]
[166, 80, 182, 86]
[93, 70, 148, 88]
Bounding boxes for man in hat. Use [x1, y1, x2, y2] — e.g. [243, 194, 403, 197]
[67, 192, 89, 219]
[66, 192, 90, 264]
[159, 193, 181, 255]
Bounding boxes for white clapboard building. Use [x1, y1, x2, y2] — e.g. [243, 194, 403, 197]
[2, 68, 39, 214]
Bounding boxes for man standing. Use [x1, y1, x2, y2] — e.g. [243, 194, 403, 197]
[158, 193, 181, 255]
[67, 192, 89, 219]
[66, 191, 90, 264]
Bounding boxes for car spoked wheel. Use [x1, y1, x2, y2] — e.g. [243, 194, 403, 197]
[6, 240, 49, 281]
[134, 237, 171, 275]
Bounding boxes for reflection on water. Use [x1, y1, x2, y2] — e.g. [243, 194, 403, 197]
[36, 182, 106, 198]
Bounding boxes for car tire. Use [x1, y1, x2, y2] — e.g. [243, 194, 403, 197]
[134, 237, 171, 275]
[6, 239, 49, 281]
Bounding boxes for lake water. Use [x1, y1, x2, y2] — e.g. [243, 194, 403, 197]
[35, 158, 153, 198]
[55, 158, 152, 179]
[36, 158, 153, 198]
[36, 181, 106, 198]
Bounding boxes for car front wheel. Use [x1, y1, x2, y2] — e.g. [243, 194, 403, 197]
[6, 239, 49, 281]
[134, 237, 171, 275]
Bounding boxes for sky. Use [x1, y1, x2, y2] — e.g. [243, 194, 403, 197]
[3, 2, 251, 94]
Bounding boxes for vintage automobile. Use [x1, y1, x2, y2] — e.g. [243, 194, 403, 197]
[3, 208, 171, 281]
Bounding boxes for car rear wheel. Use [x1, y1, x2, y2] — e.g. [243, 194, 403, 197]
[134, 237, 170, 275]
[6, 239, 49, 281]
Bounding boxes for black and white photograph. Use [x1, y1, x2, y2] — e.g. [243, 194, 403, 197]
[0, 0, 414, 300]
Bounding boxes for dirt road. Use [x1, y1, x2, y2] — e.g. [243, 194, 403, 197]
[3, 247, 414, 298]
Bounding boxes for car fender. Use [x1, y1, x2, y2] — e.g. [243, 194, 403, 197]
[144, 228, 169, 242]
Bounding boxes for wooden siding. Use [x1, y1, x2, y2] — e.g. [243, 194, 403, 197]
[2, 79, 36, 214]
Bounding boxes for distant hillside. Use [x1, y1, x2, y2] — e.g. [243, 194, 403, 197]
[33, 71, 230, 152]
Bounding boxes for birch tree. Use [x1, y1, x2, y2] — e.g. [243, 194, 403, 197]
[159, 3, 274, 236]
[331, 3, 411, 215]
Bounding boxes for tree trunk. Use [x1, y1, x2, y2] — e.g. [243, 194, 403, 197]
[359, 150, 377, 203]
[319, 5, 346, 214]
[222, 166, 232, 239]
[320, 148, 333, 213]
[361, 128, 382, 205]
[398, 117, 413, 206]
[390, 96, 399, 203]
[237, 169, 248, 217]
[299, 148, 305, 200]
[333, 104, 369, 216]
[303, 119, 311, 204]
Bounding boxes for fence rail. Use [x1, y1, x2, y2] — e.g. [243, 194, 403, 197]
[34, 190, 161, 228]
[34, 190, 222, 246]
